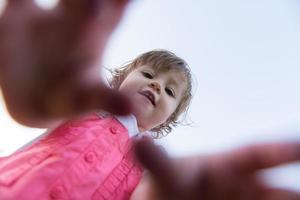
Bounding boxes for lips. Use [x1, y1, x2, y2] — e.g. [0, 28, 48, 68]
[139, 90, 155, 106]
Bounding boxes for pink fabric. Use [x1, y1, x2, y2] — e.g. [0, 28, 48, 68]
[0, 114, 143, 200]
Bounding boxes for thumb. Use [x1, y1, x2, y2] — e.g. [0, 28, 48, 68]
[134, 136, 179, 193]
[68, 83, 133, 115]
[40, 82, 132, 118]
[75, 84, 132, 115]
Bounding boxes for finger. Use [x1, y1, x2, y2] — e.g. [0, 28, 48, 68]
[134, 136, 178, 191]
[40, 82, 132, 118]
[259, 187, 300, 200]
[225, 142, 300, 174]
[58, 0, 129, 17]
[5, 0, 37, 14]
[7, 0, 34, 6]
[59, 0, 101, 16]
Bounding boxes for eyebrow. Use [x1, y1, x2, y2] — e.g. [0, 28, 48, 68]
[169, 78, 180, 87]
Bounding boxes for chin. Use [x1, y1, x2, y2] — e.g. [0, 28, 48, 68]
[132, 106, 145, 120]
[132, 98, 150, 116]
[132, 107, 148, 126]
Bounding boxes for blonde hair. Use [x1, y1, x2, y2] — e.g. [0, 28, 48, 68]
[109, 50, 192, 138]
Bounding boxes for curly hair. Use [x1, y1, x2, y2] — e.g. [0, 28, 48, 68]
[109, 50, 192, 138]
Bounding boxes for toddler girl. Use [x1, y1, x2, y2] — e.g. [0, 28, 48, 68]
[0, 50, 192, 200]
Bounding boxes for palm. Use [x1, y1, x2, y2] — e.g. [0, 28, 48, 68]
[0, 0, 131, 126]
[134, 137, 300, 200]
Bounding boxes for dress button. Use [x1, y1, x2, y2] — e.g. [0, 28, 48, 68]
[84, 151, 97, 163]
[109, 126, 118, 134]
[50, 186, 64, 199]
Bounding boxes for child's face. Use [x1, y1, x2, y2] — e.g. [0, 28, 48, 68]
[119, 65, 187, 132]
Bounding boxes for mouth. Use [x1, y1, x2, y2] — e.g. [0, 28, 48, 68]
[138, 90, 156, 106]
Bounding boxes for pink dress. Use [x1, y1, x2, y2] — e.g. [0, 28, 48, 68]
[0, 113, 143, 200]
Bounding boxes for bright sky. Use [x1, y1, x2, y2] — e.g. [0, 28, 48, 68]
[0, 0, 300, 191]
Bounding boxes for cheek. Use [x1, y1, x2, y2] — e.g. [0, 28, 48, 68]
[158, 100, 179, 120]
[119, 80, 135, 93]
[118, 75, 143, 93]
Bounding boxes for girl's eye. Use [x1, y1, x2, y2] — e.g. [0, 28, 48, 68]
[165, 88, 175, 97]
[142, 72, 153, 79]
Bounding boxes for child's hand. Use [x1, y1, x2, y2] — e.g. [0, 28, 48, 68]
[134, 137, 300, 200]
[0, 0, 131, 127]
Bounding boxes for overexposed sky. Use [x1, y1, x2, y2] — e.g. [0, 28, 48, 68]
[0, 0, 300, 191]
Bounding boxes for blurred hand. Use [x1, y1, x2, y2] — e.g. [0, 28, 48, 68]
[134, 137, 300, 200]
[0, 0, 131, 127]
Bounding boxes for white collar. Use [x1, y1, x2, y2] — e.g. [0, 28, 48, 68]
[114, 114, 140, 137]
[98, 112, 151, 138]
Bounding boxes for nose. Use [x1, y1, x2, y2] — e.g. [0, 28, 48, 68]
[149, 82, 161, 94]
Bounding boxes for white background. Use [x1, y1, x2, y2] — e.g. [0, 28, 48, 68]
[0, 0, 300, 191]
